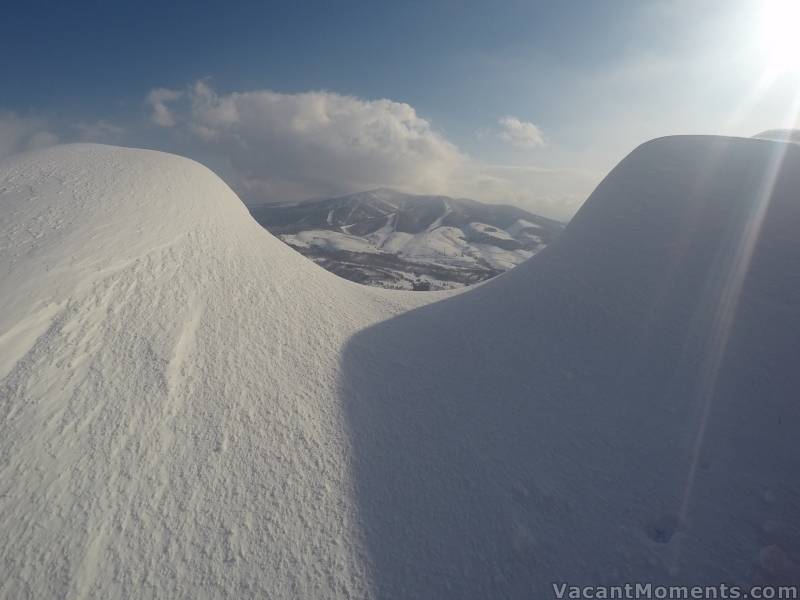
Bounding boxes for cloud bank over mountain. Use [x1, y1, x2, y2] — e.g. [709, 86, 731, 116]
[0, 83, 598, 221]
[146, 80, 464, 204]
[138, 81, 595, 220]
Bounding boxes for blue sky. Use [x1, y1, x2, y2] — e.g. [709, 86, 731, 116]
[2, 0, 799, 219]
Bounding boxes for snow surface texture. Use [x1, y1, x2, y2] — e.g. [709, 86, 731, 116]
[2, 136, 800, 598]
[0, 145, 432, 599]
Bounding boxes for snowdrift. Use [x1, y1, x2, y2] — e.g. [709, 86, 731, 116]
[0, 144, 429, 599]
[1, 137, 799, 598]
[340, 136, 800, 597]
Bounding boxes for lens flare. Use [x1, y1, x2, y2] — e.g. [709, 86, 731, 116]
[759, 0, 800, 80]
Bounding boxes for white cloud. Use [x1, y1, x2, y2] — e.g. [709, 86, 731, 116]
[147, 81, 464, 201]
[497, 116, 546, 149]
[0, 112, 59, 160]
[144, 81, 595, 220]
[146, 88, 183, 127]
[449, 162, 597, 220]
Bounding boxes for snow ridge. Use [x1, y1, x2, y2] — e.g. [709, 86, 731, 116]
[341, 135, 800, 597]
[2, 137, 800, 598]
[0, 144, 430, 599]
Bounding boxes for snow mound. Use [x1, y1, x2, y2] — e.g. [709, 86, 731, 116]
[2, 136, 800, 598]
[0, 144, 430, 599]
[341, 136, 800, 596]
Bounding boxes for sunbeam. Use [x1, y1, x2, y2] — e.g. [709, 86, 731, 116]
[671, 135, 795, 572]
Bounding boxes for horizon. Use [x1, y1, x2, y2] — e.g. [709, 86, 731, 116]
[2, 0, 800, 220]
[3, 4, 800, 596]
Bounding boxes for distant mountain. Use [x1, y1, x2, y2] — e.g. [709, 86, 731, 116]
[248, 188, 564, 290]
[754, 129, 800, 143]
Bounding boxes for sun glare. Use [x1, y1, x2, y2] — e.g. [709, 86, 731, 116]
[759, 0, 800, 79]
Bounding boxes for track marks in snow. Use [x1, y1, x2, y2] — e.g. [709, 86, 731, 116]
[167, 296, 203, 395]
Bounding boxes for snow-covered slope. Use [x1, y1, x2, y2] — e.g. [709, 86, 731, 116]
[2, 136, 799, 599]
[250, 189, 563, 290]
[341, 135, 800, 597]
[0, 144, 433, 599]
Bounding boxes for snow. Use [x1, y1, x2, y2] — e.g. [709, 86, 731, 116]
[282, 229, 379, 253]
[373, 230, 413, 253]
[281, 223, 532, 271]
[365, 213, 397, 248]
[467, 221, 516, 242]
[250, 189, 560, 289]
[755, 129, 800, 144]
[472, 243, 533, 270]
[0, 144, 433, 599]
[339, 135, 800, 596]
[2, 136, 800, 598]
[425, 198, 451, 232]
[508, 218, 542, 235]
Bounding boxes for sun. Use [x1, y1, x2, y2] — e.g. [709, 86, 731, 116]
[759, 0, 800, 79]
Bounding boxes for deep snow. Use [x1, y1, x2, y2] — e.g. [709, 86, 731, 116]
[0, 144, 433, 599]
[1, 136, 799, 598]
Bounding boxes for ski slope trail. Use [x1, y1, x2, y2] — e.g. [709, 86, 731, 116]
[1, 136, 799, 598]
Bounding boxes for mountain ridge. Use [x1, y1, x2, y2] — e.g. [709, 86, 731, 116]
[249, 188, 564, 290]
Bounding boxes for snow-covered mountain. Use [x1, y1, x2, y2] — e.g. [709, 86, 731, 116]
[2, 136, 799, 599]
[249, 189, 563, 290]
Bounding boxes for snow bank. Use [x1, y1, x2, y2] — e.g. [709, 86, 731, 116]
[0, 144, 429, 599]
[2, 136, 799, 598]
[341, 136, 800, 597]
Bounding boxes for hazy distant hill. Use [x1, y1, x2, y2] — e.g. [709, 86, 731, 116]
[249, 188, 564, 290]
[754, 129, 800, 143]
